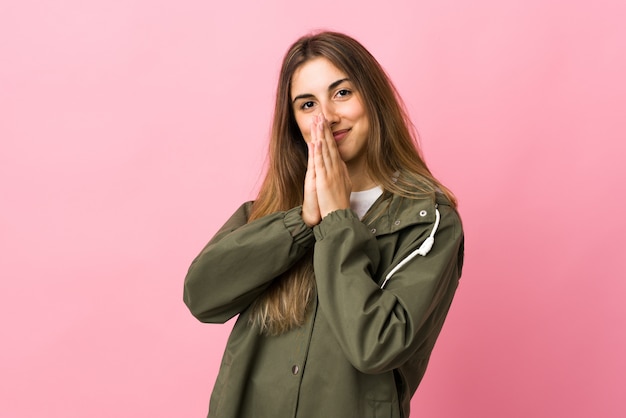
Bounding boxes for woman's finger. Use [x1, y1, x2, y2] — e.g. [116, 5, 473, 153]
[302, 139, 321, 227]
[317, 118, 332, 173]
[320, 116, 341, 167]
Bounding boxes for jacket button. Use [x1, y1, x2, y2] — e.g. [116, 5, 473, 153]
[419, 210, 427, 217]
[292, 365, 300, 375]
[370, 228, 376, 234]
[394, 220, 401, 226]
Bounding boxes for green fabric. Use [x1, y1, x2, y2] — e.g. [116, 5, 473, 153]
[184, 191, 464, 418]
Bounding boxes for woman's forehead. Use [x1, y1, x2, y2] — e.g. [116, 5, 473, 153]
[290, 57, 349, 97]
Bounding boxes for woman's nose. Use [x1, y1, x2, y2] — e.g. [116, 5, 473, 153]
[321, 103, 340, 126]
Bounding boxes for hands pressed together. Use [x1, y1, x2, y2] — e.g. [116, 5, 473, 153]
[302, 114, 352, 228]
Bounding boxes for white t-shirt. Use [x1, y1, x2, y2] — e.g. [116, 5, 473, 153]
[350, 186, 383, 219]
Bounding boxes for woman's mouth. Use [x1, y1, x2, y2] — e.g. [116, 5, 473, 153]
[332, 129, 350, 142]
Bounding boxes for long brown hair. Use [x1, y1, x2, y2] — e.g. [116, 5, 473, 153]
[248, 31, 456, 335]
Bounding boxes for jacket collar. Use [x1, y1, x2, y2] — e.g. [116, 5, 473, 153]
[363, 191, 451, 236]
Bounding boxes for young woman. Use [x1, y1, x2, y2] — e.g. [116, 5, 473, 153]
[184, 31, 464, 418]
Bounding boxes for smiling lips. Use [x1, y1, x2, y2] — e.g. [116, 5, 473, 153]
[332, 128, 350, 142]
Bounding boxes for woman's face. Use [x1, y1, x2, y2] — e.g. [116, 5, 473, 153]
[290, 57, 369, 169]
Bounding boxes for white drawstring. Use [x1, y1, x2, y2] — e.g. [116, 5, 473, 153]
[380, 207, 441, 289]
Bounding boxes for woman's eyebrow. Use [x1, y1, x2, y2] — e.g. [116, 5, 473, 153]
[292, 78, 351, 103]
[328, 78, 350, 91]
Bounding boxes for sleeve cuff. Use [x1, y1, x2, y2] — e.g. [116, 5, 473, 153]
[283, 206, 315, 248]
[313, 209, 360, 241]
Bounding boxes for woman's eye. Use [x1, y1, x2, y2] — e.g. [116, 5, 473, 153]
[336, 89, 351, 98]
[301, 101, 315, 110]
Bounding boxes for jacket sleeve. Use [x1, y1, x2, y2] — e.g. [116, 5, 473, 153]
[312, 203, 464, 374]
[183, 202, 315, 323]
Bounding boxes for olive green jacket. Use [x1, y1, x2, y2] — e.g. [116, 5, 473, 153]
[184, 191, 464, 418]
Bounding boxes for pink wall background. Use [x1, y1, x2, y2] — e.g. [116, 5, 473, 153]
[2, 0, 625, 417]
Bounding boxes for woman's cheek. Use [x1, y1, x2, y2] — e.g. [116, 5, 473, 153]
[297, 123, 312, 143]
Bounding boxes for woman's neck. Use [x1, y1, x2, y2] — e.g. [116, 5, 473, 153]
[348, 166, 377, 192]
